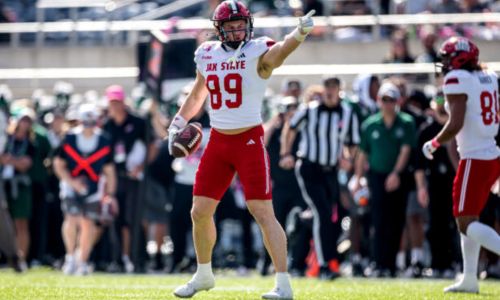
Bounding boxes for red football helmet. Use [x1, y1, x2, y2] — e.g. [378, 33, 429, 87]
[211, 0, 253, 49]
[438, 37, 479, 74]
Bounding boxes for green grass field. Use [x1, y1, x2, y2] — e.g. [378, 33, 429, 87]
[0, 268, 499, 300]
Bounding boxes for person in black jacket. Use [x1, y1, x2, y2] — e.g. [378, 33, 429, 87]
[263, 96, 308, 276]
[414, 92, 460, 277]
[103, 85, 155, 273]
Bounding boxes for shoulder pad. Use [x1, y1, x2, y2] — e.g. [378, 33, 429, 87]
[253, 36, 276, 48]
[242, 36, 276, 58]
[443, 70, 473, 95]
[444, 70, 472, 85]
[194, 41, 220, 63]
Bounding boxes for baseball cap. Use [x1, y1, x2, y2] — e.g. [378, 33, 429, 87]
[78, 103, 99, 124]
[280, 96, 298, 106]
[105, 85, 125, 102]
[377, 82, 401, 100]
[78, 103, 99, 127]
[15, 107, 36, 122]
[277, 96, 299, 113]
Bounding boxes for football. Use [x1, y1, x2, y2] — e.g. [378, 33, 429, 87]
[171, 122, 203, 158]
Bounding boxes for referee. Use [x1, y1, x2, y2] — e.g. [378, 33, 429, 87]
[280, 77, 360, 279]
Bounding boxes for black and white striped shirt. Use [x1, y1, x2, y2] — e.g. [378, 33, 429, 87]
[289, 100, 360, 167]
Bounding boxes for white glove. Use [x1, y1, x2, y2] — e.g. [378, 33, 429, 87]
[292, 10, 315, 42]
[422, 138, 440, 160]
[167, 114, 187, 155]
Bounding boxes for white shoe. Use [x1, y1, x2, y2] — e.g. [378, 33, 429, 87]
[62, 259, 76, 275]
[261, 287, 294, 300]
[444, 279, 479, 293]
[122, 256, 135, 274]
[173, 277, 215, 298]
[74, 262, 91, 276]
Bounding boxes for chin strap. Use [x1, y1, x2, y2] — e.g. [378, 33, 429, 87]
[227, 41, 244, 63]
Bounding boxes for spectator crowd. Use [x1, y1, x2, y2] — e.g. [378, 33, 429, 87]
[1, 0, 500, 44]
[0, 53, 499, 280]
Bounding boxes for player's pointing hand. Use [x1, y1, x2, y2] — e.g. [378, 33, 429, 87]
[291, 10, 315, 42]
[299, 10, 315, 35]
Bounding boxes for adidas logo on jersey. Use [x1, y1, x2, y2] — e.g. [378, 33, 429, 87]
[246, 139, 255, 145]
[238, 53, 246, 59]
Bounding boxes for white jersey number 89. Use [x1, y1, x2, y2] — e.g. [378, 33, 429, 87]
[206, 73, 243, 110]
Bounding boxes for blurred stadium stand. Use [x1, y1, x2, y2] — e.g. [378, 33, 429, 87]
[0, 1, 499, 97]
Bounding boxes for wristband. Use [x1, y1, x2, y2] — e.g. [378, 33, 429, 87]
[171, 114, 187, 129]
[289, 28, 307, 42]
[431, 138, 441, 148]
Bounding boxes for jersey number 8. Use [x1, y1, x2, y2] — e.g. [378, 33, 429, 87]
[480, 90, 499, 125]
[206, 74, 242, 110]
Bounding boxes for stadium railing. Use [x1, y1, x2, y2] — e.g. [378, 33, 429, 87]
[2, 62, 500, 81]
[0, 12, 499, 82]
[0, 12, 499, 47]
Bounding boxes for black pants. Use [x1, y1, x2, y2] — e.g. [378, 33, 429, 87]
[295, 159, 339, 267]
[45, 174, 65, 261]
[260, 181, 308, 272]
[215, 189, 254, 269]
[29, 182, 48, 263]
[427, 174, 459, 271]
[115, 176, 146, 271]
[368, 171, 409, 273]
[170, 182, 193, 268]
[273, 183, 306, 226]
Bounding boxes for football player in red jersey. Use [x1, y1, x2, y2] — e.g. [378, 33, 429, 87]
[422, 37, 500, 293]
[169, 1, 314, 299]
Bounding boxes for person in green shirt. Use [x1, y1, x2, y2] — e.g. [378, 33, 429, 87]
[353, 82, 416, 277]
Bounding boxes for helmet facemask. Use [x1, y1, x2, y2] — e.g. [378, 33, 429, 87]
[435, 54, 451, 76]
[216, 18, 253, 49]
[211, 1, 253, 50]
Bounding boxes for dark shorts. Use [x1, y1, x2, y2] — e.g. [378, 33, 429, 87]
[61, 196, 101, 221]
[406, 190, 426, 217]
[143, 178, 170, 224]
[194, 126, 272, 201]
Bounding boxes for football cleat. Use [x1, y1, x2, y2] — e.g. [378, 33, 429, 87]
[444, 279, 479, 293]
[261, 287, 293, 300]
[173, 276, 215, 298]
